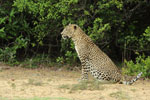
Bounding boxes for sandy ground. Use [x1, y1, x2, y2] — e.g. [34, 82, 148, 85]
[0, 64, 150, 100]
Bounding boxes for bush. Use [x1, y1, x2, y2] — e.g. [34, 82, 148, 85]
[56, 51, 78, 65]
[0, 0, 150, 68]
[0, 35, 28, 65]
[123, 54, 150, 78]
[20, 54, 52, 68]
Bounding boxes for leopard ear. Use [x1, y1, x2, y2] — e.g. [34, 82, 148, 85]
[74, 25, 77, 30]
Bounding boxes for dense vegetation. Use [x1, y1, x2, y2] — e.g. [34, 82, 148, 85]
[0, 0, 150, 77]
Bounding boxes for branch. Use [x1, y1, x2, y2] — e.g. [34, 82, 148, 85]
[124, 3, 141, 21]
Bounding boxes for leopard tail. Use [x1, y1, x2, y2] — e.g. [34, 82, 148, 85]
[122, 72, 142, 85]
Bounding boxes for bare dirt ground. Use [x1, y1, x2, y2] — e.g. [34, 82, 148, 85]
[0, 64, 150, 100]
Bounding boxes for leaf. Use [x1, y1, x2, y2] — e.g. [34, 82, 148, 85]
[0, 27, 5, 33]
[145, 26, 150, 34]
[0, 27, 6, 38]
[0, 17, 7, 24]
[84, 10, 90, 16]
[10, 8, 15, 17]
[31, 43, 36, 47]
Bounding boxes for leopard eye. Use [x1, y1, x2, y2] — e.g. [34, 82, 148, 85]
[73, 25, 77, 30]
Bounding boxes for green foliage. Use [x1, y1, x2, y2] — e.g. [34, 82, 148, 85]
[0, 27, 6, 39]
[140, 26, 150, 48]
[0, 35, 28, 65]
[122, 26, 150, 78]
[123, 54, 150, 78]
[56, 50, 78, 65]
[21, 54, 52, 68]
[0, 46, 18, 64]
[88, 18, 111, 42]
[122, 26, 150, 50]
[0, 0, 150, 71]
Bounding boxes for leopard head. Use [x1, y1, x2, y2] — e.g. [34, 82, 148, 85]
[61, 24, 78, 40]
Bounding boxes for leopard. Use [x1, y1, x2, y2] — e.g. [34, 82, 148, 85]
[61, 24, 142, 85]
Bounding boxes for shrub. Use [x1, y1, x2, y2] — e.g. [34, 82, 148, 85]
[0, 35, 28, 65]
[123, 54, 150, 78]
[20, 54, 52, 68]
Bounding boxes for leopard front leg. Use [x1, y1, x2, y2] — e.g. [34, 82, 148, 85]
[79, 60, 90, 81]
[76, 49, 90, 81]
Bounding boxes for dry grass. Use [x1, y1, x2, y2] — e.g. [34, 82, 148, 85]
[0, 97, 72, 100]
[26, 79, 44, 86]
[130, 88, 137, 92]
[0, 67, 149, 100]
[59, 80, 105, 93]
[109, 91, 130, 100]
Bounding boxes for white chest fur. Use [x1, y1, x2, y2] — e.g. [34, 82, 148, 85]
[75, 45, 79, 56]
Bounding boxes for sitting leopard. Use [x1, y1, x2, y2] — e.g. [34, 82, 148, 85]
[61, 24, 142, 85]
